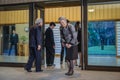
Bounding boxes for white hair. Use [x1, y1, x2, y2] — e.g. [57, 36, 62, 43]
[58, 16, 67, 22]
[35, 18, 43, 24]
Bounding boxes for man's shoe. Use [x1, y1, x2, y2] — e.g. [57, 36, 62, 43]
[24, 67, 32, 72]
[27, 70, 32, 72]
[36, 70, 43, 72]
[52, 64, 56, 67]
[60, 61, 63, 64]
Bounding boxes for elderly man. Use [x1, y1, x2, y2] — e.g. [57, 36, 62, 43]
[24, 18, 43, 72]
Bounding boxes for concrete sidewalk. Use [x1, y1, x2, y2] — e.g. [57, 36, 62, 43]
[0, 67, 119, 80]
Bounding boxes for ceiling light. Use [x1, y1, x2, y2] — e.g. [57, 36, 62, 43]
[88, 9, 95, 12]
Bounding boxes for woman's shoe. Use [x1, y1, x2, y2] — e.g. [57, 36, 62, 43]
[65, 72, 69, 75]
[65, 70, 70, 75]
[67, 70, 74, 76]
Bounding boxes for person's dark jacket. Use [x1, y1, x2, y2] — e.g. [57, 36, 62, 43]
[35, 26, 42, 47]
[10, 33, 18, 44]
[77, 28, 81, 43]
[45, 27, 55, 47]
[60, 24, 78, 45]
[29, 26, 42, 48]
[29, 26, 36, 47]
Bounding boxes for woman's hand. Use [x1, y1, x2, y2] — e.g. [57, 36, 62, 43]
[66, 44, 72, 48]
[53, 45, 55, 49]
[68, 44, 72, 48]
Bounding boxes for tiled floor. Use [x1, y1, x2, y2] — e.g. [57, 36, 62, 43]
[0, 55, 120, 80]
[0, 66, 120, 80]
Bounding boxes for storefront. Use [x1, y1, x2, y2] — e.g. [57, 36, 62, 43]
[0, 0, 120, 71]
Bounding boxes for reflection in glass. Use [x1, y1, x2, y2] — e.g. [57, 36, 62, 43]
[0, 24, 29, 63]
[88, 21, 120, 66]
[87, 3, 120, 67]
[88, 21, 116, 55]
[0, 5, 29, 63]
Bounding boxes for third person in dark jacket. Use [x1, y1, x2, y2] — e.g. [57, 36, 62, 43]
[74, 21, 82, 67]
[45, 22, 56, 67]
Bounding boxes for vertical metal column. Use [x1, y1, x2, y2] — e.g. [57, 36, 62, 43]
[0, 27, 3, 55]
[29, 3, 45, 65]
[40, 8, 45, 65]
[81, 0, 88, 70]
[29, 3, 37, 28]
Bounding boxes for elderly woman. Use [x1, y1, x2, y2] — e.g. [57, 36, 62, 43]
[59, 17, 78, 76]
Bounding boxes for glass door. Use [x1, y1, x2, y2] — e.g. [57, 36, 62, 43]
[0, 5, 29, 64]
[87, 2, 120, 70]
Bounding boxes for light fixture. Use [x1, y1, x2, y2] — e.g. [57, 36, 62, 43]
[24, 27, 29, 32]
[88, 9, 95, 12]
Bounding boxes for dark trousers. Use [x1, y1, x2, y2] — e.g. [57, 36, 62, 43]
[46, 46, 55, 66]
[60, 46, 66, 63]
[9, 43, 18, 56]
[25, 47, 42, 71]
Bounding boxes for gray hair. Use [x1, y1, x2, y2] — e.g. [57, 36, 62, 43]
[35, 18, 43, 25]
[58, 16, 67, 22]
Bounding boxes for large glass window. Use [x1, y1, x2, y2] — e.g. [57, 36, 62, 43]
[0, 5, 29, 63]
[88, 3, 120, 66]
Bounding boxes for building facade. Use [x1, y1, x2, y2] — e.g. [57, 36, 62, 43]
[0, 0, 120, 71]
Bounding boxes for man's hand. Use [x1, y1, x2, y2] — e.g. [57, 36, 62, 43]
[37, 45, 41, 51]
[53, 45, 55, 49]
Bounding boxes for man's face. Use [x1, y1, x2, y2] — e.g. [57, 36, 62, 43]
[60, 20, 67, 28]
[51, 25, 55, 29]
[38, 22, 43, 27]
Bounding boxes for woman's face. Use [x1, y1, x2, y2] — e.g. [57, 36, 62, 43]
[60, 20, 67, 28]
